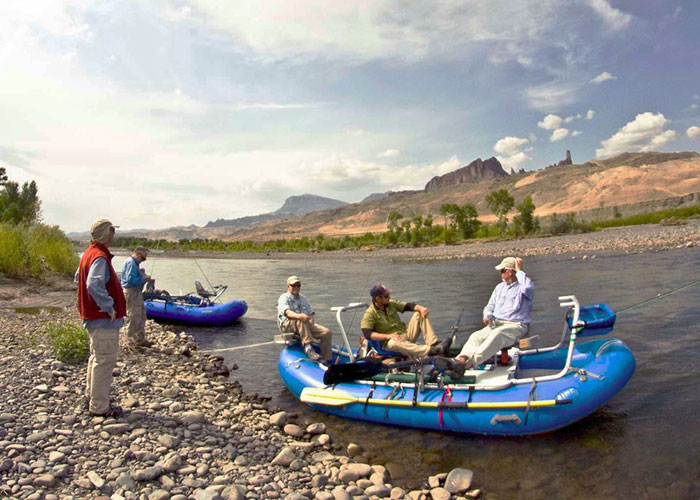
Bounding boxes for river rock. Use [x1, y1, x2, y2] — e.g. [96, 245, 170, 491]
[87, 470, 105, 488]
[390, 487, 406, 499]
[332, 486, 352, 500]
[270, 411, 288, 427]
[103, 423, 129, 435]
[271, 447, 296, 466]
[306, 422, 326, 435]
[347, 463, 372, 478]
[430, 487, 451, 500]
[283, 424, 304, 437]
[133, 466, 164, 481]
[365, 484, 391, 497]
[346, 443, 363, 457]
[444, 468, 473, 494]
[33, 474, 56, 487]
[181, 411, 206, 424]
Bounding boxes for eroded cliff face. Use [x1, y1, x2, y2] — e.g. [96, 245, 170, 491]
[424, 157, 508, 191]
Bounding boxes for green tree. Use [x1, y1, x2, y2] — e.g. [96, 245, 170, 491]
[485, 188, 514, 235]
[513, 195, 538, 235]
[454, 203, 481, 239]
[0, 177, 41, 225]
[0, 166, 8, 185]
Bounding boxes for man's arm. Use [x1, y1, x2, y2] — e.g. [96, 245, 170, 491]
[514, 258, 534, 300]
[86, 258, 116, 320]
[482, 287, 498, 325]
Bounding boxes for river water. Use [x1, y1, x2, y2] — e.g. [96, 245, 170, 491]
[114, 248, 700, 499]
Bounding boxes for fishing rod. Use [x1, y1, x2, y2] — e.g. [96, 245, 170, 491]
[199, 340, 277, 354]
[193, 258, 216, 292]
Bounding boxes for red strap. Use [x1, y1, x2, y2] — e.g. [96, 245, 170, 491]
[439, 385, 452, 430]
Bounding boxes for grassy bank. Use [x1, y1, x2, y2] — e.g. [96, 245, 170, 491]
[0, 223, 78, 280]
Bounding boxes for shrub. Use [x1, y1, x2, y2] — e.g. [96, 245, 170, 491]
[0, 223, 29, 277]
[46, 322, 89, 364]
[0, 223, 77, 279]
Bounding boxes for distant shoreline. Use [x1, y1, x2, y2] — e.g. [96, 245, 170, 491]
[113, 219, 699, 262]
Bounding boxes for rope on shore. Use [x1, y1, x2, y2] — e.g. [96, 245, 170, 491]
[199, 340, 277, 354]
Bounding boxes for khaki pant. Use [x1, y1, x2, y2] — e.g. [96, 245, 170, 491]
[281, 318, 332, 360]
[85, 326, 120, 415]
[457, 320, 528, 367]
[124, 287, 146, 343]
[384, 312, 438, 360]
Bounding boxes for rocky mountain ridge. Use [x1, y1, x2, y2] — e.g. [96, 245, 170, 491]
[424, 156, 508, 191]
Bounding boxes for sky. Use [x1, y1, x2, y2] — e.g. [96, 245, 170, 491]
[1, 0, 699, 233]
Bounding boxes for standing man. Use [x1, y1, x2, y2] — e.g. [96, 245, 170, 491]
[277, 276, 333, 364]
[361, 284, 452, 360]
[456, 257, 534, 369]
[121, 246, 153, 348]
[77, 218, 126, 417]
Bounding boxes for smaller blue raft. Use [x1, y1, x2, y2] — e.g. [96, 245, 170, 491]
[277, 296, 635, 436]
[145, 295, 247, 327]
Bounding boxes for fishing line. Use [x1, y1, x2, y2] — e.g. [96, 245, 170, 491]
[615, 279, 700, 315]
[345, 258, 376, 334]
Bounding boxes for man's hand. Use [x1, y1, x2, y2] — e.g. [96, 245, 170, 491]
[483, 317, 491, 326]
[515, 257, 523, 272]
[109, 310, 116, 322]
[386, 332, 401, 341]
[416, 305, 429, 318]
[298, 313, 312, 322]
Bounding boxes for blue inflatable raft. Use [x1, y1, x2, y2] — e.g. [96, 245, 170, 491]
[277, 296, 635, 436]
[145, 283, 247, 327]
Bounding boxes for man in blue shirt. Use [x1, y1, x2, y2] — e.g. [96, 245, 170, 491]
[277, 275, 332, 363]
[456, 257, 534, 368]
[121, 246, 152, 347]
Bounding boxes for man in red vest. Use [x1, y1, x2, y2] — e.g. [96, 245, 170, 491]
[77, 218, 127, 417]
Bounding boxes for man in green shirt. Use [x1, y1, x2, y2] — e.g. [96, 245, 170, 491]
[360, 284, 451, 359]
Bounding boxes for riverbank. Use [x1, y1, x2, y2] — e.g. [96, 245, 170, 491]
[0, 305, 482, 500]
[118, 219, 699, 262]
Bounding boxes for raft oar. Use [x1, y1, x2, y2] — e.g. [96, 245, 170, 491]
[301, 387, 572, 409]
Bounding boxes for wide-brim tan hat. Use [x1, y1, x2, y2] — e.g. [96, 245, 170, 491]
[90, 218, 118, 244]
[287, 275, 301, 286]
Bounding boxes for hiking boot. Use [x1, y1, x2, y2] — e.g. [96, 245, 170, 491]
[304, 344, 321, 361]
[440, 335, 453, 355]
[90, 404, 123, 418]
[134, 339, 153, 348]
[428, 342, 444, 356]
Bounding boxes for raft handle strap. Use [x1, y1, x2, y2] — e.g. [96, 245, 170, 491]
[364, 382, 376, 413]
[524, 379, 537, 426]
[383, 384, 400, 419]
[439, 385, 452, 431]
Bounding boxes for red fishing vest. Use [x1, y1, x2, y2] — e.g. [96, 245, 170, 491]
[77, 242, 127, 321]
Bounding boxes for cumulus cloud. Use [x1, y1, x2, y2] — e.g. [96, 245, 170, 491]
[550, 128, 570, 142]
[494, 136, 530, 170]
[685, 126, 700, 139]
[596, 112, 677, 157]
[585, 0, 632, 31]
[494, 136, 529, 156]
[377, 149, 400, 158]
[537, 114, 563, 130]
[590, 71, 616, 84]
[564, 114, 581, 123]
[571, 130, 582, 137]
[498, 151, 531, 171]
[586, 110, 595, 120]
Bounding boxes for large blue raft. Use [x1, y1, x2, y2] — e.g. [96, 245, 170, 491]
[278, 296, 635, 436]
[145, 296, 247, 326]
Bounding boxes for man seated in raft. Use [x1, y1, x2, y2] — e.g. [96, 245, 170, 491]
[456, 257, 534, 369]
[360, 284, 452, 360]
[277, 275, 333, 364]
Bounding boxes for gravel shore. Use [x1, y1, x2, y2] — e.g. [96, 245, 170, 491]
[0, 306, 480, 500]
[146, 219, 700, 262]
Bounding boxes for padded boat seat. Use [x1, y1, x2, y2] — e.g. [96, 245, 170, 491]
[367, 339, 403, 357]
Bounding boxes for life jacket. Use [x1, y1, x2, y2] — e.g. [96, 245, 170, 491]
[77, 242, 126, 321]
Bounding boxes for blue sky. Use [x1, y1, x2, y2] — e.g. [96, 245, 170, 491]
[1, 0, 698, 232]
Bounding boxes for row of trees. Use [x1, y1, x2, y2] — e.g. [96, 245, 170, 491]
[0, 166, 42, 225]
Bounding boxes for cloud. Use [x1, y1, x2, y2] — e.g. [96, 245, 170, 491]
[525, 82, 581, 111]
[550, 128, 570, 142]
[377, 149, 400, 158]
[596, 112, 677, 157]
[590, 71, 616, 84]
[685, 126, 700, 139]
[538, 114, 563, 130]
[493, 136, 529, 156]
[586, 110, 595, 120]
[497, 151, 531, 171]
[564, 114, 581, 123]
[494, 136, 530, 170]
[585, 0, 632, 31]
[571, 130, 582, 137]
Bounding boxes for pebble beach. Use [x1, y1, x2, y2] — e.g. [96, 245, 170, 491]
[1, 219, 699, 500]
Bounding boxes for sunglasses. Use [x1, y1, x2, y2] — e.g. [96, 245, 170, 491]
[290, 283, 301, 288]
[499, 268, 511, 273]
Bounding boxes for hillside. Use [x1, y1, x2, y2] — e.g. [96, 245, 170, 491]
[209, 151, 700, 241]
[117, 151, 700, 242]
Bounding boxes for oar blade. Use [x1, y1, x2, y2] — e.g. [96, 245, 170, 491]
[300, 388, 356, 407]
